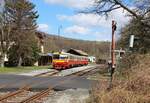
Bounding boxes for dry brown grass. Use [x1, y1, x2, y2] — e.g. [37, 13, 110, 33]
[88, 54, 150, 103]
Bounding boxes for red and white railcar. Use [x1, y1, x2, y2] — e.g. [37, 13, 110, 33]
[52, 52, 88, 70]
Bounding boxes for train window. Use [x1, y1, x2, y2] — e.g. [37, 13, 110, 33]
[68, 55, 70, 59]
[70, 55, 73, 59]
[53, 54, 59, 59]
[59, 57, 65, 59]
[72, 55, 76, 59]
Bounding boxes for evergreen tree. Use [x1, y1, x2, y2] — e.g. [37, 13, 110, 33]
[6, 0, 39, 66]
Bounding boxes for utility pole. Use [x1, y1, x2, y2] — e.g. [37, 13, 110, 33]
[58, 25, 62, 38]
[57, 25, 62, 51]
[112, 20, 116, 69]
[108, 20, 117, 89]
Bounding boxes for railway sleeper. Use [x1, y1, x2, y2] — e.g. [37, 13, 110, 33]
[19, 87, 54, 103]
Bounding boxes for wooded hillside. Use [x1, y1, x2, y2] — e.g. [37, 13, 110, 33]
[42, 33, 110, 59]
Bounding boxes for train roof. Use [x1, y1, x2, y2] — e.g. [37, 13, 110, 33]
[39, 53, 53, 56]
[53, 51, 88, 57]
[67, 48, 88, 56]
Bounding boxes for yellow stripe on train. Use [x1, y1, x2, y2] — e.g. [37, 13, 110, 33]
[53, 60, 65, 63]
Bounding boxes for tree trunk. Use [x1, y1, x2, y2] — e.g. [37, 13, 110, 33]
[18, 57, 22, 67]
[0, 53, 5, 67]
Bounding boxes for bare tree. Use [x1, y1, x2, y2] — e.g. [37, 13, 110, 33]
[0, 3, 13, 67]
[89, 0, 150, 27]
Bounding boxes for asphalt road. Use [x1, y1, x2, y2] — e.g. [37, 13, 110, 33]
[0, 74, 97, 91]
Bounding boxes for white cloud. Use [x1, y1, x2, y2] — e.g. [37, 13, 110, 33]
[64, 25, 90, 35]
[58, 8, 131, 29]
[37, 24, 49, 32]
[44, 0, 94, 9]
[93, 31, 111, 41]
[60, 8, 131, 41]
[44, 0, 131, 41]
[57, 13, 102, 27]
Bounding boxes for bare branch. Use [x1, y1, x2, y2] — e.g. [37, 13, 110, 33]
[114, 0, 139, 18]
[95, 6, 121, 14]
[83, 0, 150, 28]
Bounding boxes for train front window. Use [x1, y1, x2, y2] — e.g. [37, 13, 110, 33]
[59, 55, 68, 60]
[53, 54, 59, 59]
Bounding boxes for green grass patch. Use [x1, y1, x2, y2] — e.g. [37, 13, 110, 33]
[0, 65, 52, 73]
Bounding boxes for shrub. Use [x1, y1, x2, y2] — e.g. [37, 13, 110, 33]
[88, 54, 150, 103]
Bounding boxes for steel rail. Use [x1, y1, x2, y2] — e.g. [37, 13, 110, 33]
[0, 65, 95, 91]
[76, 67, 98, 76]
[81, 65, 106, 77]
[65, 66, 98, 76]
[34, 71, 59, 77]
[0, 65, 100, 103]
[0, 86, 30, 102]
[18, 66, 100, 103]
[19, 87, 53, 103]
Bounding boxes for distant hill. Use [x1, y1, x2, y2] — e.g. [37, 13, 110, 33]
[42, 32, 110, 59]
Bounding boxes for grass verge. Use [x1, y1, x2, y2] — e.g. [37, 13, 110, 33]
[0, 66, 52, 73]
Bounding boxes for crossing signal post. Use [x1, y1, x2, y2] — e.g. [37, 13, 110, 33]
[108, 20, 117, 89]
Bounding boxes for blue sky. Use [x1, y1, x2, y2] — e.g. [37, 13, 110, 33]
[31, 0, 130, 41]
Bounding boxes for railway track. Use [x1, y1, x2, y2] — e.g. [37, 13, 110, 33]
[0, 65, 102, 103]
[34, 70, 59, 77]
[0, 86, 30, 102]
[0, 86, 54, 103]
[19, 87, 54, 103]
[2, 91, 39, 103]
[17, 66, 100, 102]
[81, 65, 106, 77]
[35, 65, 99, 77]
[65, 66, 99, 76]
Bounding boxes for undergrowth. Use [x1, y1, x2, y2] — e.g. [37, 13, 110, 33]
[88, 54, 150, 103]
